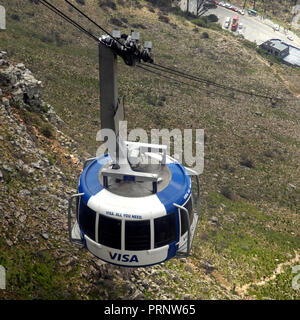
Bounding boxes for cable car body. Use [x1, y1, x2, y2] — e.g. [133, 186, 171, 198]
[68, 34, 200, 267]
[69, 143, 200, 267]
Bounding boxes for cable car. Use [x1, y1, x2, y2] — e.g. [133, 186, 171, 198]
[68, 144, 200, 267]
[68, 32, 200, 267]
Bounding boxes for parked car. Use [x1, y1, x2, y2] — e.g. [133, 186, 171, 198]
[238, 23, 243, 34]
[274, 25, 279, 31]
[287, 34, 294, 41]
[219, 2, 226, 7]
[232, 7, 238, 12]
[214, 0, 220, 4]
[225, 3, 231, 8]
[224, 17, 231, 28]
[238, 9, 245, 15]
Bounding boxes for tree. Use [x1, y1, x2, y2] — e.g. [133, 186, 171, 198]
[195, 0, 214, 16]
[196, 0, 205, 16]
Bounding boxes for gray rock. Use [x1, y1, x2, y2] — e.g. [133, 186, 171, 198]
[41, 233, 49, 240]
[3, 164, 13, 172]
[288, 183, 296, 190]
[6, 239, 13, 247]
[199, 260, 215, 272]
[130, 290, 145, 300]
[14, 211, 21, 219]
[254, 111, 263, 116]
[16, 63, 26, 71]
[9, 203, 16, 210]
[210, 216, 219, 223]
[2, 97, 10, 107]
[11, 88, 24, 105]
[19, 215, 26, 223]
[0, 51, 7, 59]
[19, 189, 31, 197]
[31, 160, 43, 169]
[22, 164, 35, 175]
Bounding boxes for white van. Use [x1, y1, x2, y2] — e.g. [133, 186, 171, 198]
[224, 17, 231, 28]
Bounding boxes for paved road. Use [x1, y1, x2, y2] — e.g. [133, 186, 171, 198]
[205, 6, 300, 48]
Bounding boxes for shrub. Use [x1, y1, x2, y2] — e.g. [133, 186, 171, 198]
[41, 123, 54, 139]
[110, 17, 125, 27]
[240, 158, 254, 168]
[40, 34, 54, 43]
[75, 0, 85, 5]
[121, 17, 128, 24]
[191, 16, 221, 31]
[99, 0, 117, 10]
[191, 18, 208, 28]
[221, 186, 236, 201]
[145, 0, 172, 8]
[131, 23, 147, 29]
[158, 15, 169, 24]
[201, 32, 209, 39]
[11, 14, 20, 21]
[207, 14, 218, 23]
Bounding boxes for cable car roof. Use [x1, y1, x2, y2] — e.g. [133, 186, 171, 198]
[78, 155, 192, 220]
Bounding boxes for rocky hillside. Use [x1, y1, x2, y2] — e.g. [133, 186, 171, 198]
[0, 0, 300, 300]
[0, 52, 148, 299]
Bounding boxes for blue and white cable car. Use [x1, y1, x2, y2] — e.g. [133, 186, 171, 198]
[68, 32, 200, 267]
[68, 146, 200, 267]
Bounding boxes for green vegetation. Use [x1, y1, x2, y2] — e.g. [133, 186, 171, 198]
[0, 0, 299, 300]
[0, 241, 80, 299]
[191, 15, 222, 31]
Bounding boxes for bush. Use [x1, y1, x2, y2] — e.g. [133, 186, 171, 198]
[221, 186, 236, 201]
[11, 14, 20, 21]
[240, 158, 254, 168]
[207, 14, 218, 23]
[131, 23, 147, 30]
[191, 17, 208, 28]
[40, 34, 54, 44]
[201, 32, 209, 39]
[110, 17, 125, 27]
[204, 2, 217, 9]
[75, 0, 85, 5]
[98, 0, 117, 10]
[191, 16, 221, 31]
[145, 0, 172, 8]
[158, 15, 170, 24]
[41, 123, 54, 139]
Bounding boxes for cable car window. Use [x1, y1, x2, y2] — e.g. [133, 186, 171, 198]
[154, 213, 176, 248]
[98, 215, 121, 249]
[181, 196, 193, 236]
[125, 220, 151, 251]
[79, 201, 96, 241]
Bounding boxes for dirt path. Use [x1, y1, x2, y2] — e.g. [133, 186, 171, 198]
[292, 5, 300, 29]
[235, 250, 300, 298]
